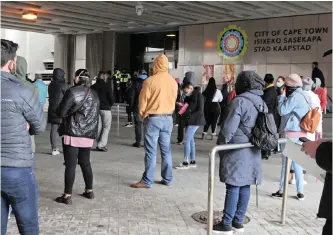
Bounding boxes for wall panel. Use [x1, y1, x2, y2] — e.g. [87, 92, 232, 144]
[178, 13, 331, 86]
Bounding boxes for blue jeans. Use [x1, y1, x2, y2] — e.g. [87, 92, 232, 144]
[279, 138, 304, 193]
[1, 167, 39, 235]
[141, 116, 173, 187]
[222, 184, 251, 226]
[184, 125, 199, 162]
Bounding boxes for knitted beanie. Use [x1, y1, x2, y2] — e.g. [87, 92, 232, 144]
[285, 74, 302, 87]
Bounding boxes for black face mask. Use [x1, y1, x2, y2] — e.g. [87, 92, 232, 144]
[285, 86, 298, 97]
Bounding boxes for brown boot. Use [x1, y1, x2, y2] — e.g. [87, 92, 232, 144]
[130, 182, 150, 188]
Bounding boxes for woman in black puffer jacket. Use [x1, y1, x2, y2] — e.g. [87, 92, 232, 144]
[55, 69, 100, 205]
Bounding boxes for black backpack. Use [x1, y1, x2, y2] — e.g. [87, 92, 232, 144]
[239, 96, 279, 151]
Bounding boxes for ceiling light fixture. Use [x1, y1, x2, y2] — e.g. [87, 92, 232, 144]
[22, 11, 38, 20]
[166, 33, 176, 37]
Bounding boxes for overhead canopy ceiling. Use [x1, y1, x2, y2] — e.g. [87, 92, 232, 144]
[1, 1, 332, 35]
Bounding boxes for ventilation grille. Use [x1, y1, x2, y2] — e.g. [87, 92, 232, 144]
[43, 62, 54, 70]
[41, 74, 53, 81]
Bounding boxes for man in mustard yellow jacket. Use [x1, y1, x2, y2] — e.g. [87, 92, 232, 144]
[131, 55, 178, 188]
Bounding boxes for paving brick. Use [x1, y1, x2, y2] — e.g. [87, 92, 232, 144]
[5, 125, 326, 235]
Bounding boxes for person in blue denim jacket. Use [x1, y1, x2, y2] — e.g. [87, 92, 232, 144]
[271, 74, 310, 201]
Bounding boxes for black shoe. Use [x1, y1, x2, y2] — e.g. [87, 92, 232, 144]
[55, 194, 72, 205]
[81, 191, 95, 199]
[98, 147, 108, 152]
[232, 221, 244, 232]
[132, 142, 141, 148]
[262, 154, 269, 160]
[271, 191, 283, 199]
[212, 223, 233, 234]
[297, 193, 305, 201]
[190, 161, 197, 168]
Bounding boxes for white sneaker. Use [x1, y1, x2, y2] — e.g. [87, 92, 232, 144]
[303, 180, 307, 185]
[289, 179, 296, 185]
[52, 150, 60, 156]
[125, 122, 133, 127]
[175, 163, 189, 169]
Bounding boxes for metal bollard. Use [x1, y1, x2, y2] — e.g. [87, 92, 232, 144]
[207, 139, 287, 235]
[117, 104, 120, 136]
[281, 156, 291, 225]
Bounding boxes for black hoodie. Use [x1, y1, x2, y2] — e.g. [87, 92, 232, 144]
[48, 68, 70, 124]
[91, 78, 114, 110]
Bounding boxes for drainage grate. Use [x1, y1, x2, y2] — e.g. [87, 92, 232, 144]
[191, 211, 223, 224]
[192, 211, 251, 225]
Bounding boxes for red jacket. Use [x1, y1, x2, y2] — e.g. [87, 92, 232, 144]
[315, 88, 327, 111]
[227, 90, 237, 105]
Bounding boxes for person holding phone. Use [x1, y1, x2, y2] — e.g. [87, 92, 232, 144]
[271, 74, 310, 201]
[176, 85, 205, 169]
[302, 140, 332, 235]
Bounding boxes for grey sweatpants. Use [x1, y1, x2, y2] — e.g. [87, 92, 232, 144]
[97, 110, 112, 148]
[50, 124, 59, 151]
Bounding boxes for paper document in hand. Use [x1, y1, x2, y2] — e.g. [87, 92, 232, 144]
[283, 139, 325, 182]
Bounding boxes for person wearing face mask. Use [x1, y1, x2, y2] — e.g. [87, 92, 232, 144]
[276, 76, 285, 95]
[1, 39, 46, 235]
[176, 84, 205, 169]
[271, 74, 310, 201]
[91, 70, 114, 152]
[55, 69, 100, 205]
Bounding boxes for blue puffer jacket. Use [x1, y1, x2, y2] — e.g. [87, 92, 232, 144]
[34, 79, 48, 105]
[279, 88, 310, 132]
[217, 90, 267, 186]
[1, 72, 46, 167]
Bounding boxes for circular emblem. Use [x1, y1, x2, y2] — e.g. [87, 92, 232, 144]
[217, 25, 248, 59]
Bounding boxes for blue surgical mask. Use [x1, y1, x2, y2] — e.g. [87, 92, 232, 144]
[276, 82, 283, 88]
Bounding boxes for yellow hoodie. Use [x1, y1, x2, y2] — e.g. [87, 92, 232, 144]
[139, 55, 178, 119]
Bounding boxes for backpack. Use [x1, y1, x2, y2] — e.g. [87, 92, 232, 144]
[294, 92, 321, 134]
[239, 96, 279, 151]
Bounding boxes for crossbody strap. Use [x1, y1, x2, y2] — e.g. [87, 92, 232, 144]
[69, 88, 91, 115]
[236, 95, 263, 138]
[292, 91, 311, 121]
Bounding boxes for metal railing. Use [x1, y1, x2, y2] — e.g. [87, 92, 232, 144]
[207, 139, 287, 235]
[114, 103, 129, 136]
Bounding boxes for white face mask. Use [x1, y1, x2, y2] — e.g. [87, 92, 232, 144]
[276, 82, 283, 88]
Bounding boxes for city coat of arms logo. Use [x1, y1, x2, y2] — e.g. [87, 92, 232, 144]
[218, 25, 248, 59]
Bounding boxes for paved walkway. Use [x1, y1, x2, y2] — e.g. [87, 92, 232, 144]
[6, 121, 325, 235]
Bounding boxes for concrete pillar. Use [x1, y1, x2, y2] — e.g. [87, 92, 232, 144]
[75, 35, 86, 71]
[102, 31, 116, 73]
[86, 33, 103, 79]
[54, 34, 75, 83]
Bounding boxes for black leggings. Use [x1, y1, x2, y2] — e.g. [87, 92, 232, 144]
[203, 102, 221, 134]
[63, 142, 93, 194]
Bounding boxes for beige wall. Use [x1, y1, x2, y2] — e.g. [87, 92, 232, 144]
[172, 13, 332, 88]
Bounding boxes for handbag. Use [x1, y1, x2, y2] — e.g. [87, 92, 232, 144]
[58, 88, 91, 136]
[294, 92, 321, 134]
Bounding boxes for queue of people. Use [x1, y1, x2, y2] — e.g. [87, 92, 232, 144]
[1, 38, 330, 235]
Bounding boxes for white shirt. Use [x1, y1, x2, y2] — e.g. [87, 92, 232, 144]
[212, 89, 223, 102]
[302, 90, 322, 137]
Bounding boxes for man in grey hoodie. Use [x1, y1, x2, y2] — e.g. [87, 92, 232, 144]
[16, 56, 39, 153]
